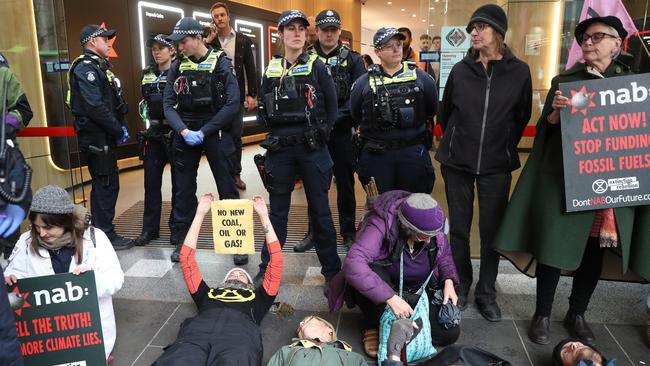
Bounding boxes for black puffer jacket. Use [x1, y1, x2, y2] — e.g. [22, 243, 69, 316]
[435, 49, 532, 174]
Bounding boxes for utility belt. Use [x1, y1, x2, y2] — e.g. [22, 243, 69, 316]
[81, 133, 117, 176]
[261, 126, 329, 152]
[361, 135, 423, 154]
[137, 126, 174, 160]
[148, 118, 169, 127]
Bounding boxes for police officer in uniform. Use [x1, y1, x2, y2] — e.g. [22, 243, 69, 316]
[295, 9, 365, 252]
[67, 25, 133, 250]
[351, 27, 437, 194]
[256, 10, 341, 285]
[134, 34, 177, 246]
[164, 18, 240, 262]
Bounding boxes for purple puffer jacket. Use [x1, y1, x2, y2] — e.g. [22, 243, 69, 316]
[328, 190, 459, 312]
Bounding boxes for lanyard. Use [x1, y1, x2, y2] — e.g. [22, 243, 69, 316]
[399, 250, 434, 298]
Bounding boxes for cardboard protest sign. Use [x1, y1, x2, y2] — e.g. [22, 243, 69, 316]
[212, 199, 255, 254]
[559, 73, 650, 212]
[8, 271, 106, 366]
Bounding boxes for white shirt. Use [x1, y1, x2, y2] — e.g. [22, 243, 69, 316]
[219, 28, 237, 68]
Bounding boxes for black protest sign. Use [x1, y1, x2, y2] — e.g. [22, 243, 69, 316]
[559, 73, 650, 212]
[9, 271, 106, 365]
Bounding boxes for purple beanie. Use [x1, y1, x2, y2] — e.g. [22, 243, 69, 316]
[397, 193, 445, 236]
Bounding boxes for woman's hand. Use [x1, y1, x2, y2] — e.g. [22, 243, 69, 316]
[548, 90, 569, 125]
[252, 195, 269, 217]
[196, 193, 214, 216]
[4, 274, 17, 286]
[442, 279, 458, 305]
[73, 265, 91, 275]
[387, 295, 414, 318]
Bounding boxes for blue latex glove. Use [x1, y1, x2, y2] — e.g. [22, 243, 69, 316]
[117, 126, 129, 144]
[0, 204, 25, 238]
[184, 130, 204, 146]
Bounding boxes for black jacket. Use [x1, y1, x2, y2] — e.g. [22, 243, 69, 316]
[210, 30, 258, 100]
[435, 49, 532, 175]
[0, 266, 23, 366]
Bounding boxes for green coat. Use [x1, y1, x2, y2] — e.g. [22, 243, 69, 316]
[494, 60, 649, 281]
[266, 339, 366, 366]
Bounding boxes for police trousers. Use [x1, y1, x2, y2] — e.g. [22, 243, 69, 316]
[143, 130, 177, 234]
[328, 127, 357, 237]
[172, 132, 239, 227]
[357, 143, 435, 194]
[258, 144, 341, 279]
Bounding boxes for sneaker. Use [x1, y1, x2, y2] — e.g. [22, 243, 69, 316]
[110, 235, 134, 251]
[293, 232, 315, 252]
[234, 175, 247, 190]
[134, 232, 159, 246]
[233, 254, 249, 265]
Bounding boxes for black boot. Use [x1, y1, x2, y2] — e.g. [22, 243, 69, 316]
[170, 226, 189, 263]
[110, 234, 134, 251]
[134, 232, 159, 246]
[293, 231, 315, 252]
[233, 254, 249, 265]
[564, 311, 595, 344]
[528, 315, 551, 345]
[342, 234, 354, 250]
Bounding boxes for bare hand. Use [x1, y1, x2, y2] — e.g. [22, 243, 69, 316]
[252, 195, 268, 217]
[551, 90, 569, 110]
[245, 96, 258, 111]
[442, 279, 458, 305]
[4, 274, 17, 286]
[387, 295, 414, 318]
[73, 265, 90, 275]
[197, 193, 215, 215]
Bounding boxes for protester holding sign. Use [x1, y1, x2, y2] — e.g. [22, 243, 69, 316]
[4, 185, 124, 361]
[153, 193, 283, 365]
[493, 16, 649, 345]
[434, 4, 532, 322]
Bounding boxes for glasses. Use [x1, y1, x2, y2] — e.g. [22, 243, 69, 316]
[581, 32, 618, 44]
[466, 22, 489, 33]
[379, 41, 403, 51]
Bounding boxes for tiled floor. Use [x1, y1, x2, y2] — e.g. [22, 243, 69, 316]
[35, 145, 650, 364]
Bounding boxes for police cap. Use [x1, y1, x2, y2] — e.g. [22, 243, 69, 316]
[146, 34, 174, 48]
[278, 10, 309, 29]
[373, 27, 406, 49]
[167, 17, 204, 43]
[80, 24, 116, 45]
[315, 9, 341, 29]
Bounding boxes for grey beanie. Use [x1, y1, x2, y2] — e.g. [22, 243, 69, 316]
[30, 185, 74, 214]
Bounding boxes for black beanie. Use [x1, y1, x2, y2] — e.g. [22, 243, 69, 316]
[552, 338, 608, 366]
[467, 4, 508, 37]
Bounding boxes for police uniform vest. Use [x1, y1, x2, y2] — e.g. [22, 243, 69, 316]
[361, 62, 425, 133]
[311, 45, 352, 103]
[141, 67, 167, 121]
[175, 49, 225, 114]
[262, 53, 327, 127]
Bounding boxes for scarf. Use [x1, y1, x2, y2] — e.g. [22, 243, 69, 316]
[599, 208, 619, 248]
[36, 232, 75, 251]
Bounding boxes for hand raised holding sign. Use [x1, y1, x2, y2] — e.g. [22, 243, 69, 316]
[197, 193, 215, 216]
[252, 195, 269, 217]
[548, 90, 570, 125]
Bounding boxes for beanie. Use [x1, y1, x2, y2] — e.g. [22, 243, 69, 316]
[397, 193, 445, 236]
[224, 268, 253, 285]
[552, 338, 608, 366]
[30, 185, 74, 215]
[467, 4, 508, 37]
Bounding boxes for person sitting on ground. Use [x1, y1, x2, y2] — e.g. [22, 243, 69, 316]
[153, 193, 282, 366]
[4, 185, 124, 362]
[328, 190, 460, 358]
[267, 315, 367, 365]
[552, 338, 610, 366]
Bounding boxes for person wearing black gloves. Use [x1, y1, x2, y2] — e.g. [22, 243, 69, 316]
[67, 24, 133, 250]
[293, 9, 365, 252]
[350, 27, 437, 195]
[134, 34, 177, 247]
[256, 10, 341, 289]
[163, 17, 240, 262]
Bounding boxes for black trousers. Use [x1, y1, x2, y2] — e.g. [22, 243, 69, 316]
[357, 144, 435, 194]
[535, 237, 603, 317]
[142, 131, 177, 234]
[328, 127, 357, 237]
[172, 132, 239, 227]
[258, 144, 341, 279]
[441, 165, 511, 303]
[231, 105, 244, 176]
[85, 148, 119, 239]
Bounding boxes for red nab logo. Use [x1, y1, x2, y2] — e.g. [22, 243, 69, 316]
[569, 85, 596, 116]
[9, 286, 31, 316]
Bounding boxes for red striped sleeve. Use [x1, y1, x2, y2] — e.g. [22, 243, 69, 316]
[590, 210, 604, 237]
[262, 240, 283, 296]
[180, 245, 203, 294]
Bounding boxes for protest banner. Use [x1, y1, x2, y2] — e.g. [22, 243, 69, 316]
[8, 271, 106, 366]
[211, 199, 255, 254]
[559, 73, 650, 212]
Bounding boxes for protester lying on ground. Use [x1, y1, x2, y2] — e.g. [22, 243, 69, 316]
[4, 185, 124, 361]
[552, 338, 611, 366]
[267, 315, 366, 365]
[381, 319, 512, 366]
[153, 193, 282, 366]
[328, 191, 461, 361]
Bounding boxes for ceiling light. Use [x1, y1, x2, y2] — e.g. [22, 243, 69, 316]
[421, 19, 426, 22]
[429, 7, 434, 9]
[412, 14, 416, 17]
[387, 1, 392, 4]
[430, 24, 435, 27]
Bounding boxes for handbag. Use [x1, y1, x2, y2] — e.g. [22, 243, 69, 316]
[378, 251, 437, 364]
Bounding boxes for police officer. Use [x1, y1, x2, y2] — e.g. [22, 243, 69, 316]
[350, 27, 437, 194]
[256, 10, 341, 285]
[134, 34, 177, 246]
[164, 18, 240, 262]
[67, 25, 133, 250]
[294, 9, 365, 252]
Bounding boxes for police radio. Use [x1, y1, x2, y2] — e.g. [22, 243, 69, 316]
[369, 65, 399, 130]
